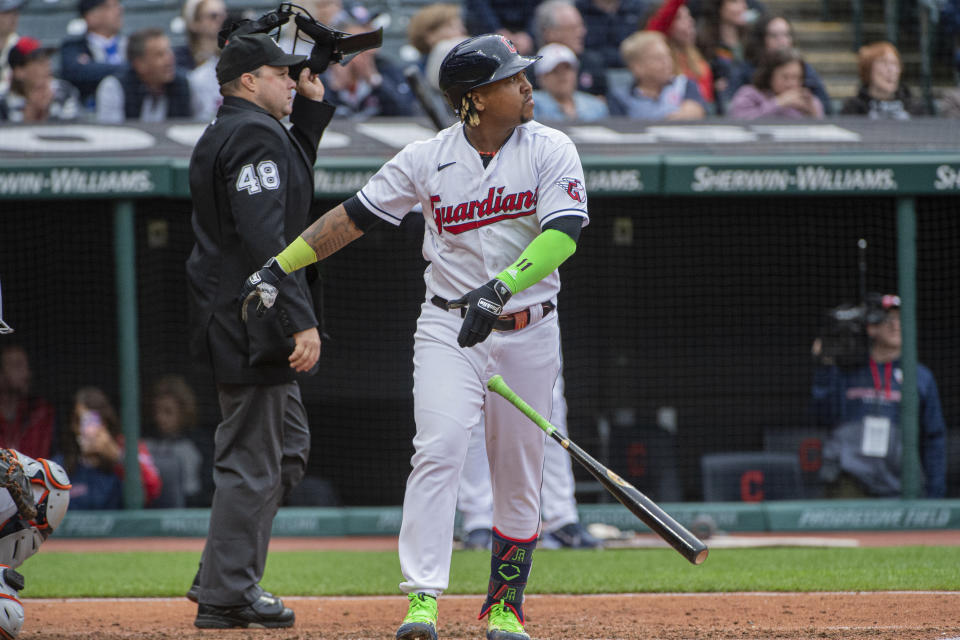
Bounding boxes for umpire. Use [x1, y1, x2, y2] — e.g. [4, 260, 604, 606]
[185, 33, 332, 629]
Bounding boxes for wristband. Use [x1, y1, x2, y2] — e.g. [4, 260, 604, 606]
[276, 236, 318, 273]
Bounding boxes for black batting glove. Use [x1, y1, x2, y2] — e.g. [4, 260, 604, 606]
[239, 257, 288, 322]
[448, 278, 512, 348]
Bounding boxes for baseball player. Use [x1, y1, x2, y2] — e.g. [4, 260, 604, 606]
[0, 451, 71, 639]
[0, 284, 72, 640]
[240, 33, 589, 640]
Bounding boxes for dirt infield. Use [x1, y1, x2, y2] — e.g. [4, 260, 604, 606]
[23, 592, 960, 639]
[25, 532, 960, 639]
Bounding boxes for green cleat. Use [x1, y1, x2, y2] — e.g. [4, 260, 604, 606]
[486, 600, 530, 640]
[396, 592, 438, 640]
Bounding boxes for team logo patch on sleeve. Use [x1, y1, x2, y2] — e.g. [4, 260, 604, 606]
[555, 177, 585, 203]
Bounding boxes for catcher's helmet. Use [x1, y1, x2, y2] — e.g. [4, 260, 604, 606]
[438, 34, 540, 112]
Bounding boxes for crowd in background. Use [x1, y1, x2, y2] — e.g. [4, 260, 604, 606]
[0, 342, 207, 509]
[1, 0, 960, 122]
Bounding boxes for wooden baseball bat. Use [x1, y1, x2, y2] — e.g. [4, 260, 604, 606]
[487, 375, 708, 565]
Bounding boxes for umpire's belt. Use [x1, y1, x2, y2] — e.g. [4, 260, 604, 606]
[431, 295, 555, 332]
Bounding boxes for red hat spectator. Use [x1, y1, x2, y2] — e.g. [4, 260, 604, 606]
[8, 36, 56, 67]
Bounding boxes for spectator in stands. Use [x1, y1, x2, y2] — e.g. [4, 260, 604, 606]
[403, 5, 466, 123]
[174, 0, 226, 71]
[464, 0, 538, 54]
[1, 36, 81, 121]
[323, 21, 416, 118]
[422, 36, 462, 119]
[840, 41, 931, 119]
[531, 42, 608, 120]
[0, 343, 55, 460]
[938, 54, 960, 117]
[0, 0, 24, 95]
[696, 0, 750, 113]
[811, 294, 946, 498]
[939, 0, 960, 87]
[607, 29, 706, 119]
[144, 375, 203, 508]
[406, 3, 465, 68]
[56, 386, 162, 509]
[732, 14, 830, 114]
[727, 47, 823, 119]
[95, 27, 192, 122]
[60, 0, 127, 109]
[645, 0, 714, 107]
[576, 0, 649, 68]
[532, 0, 606, 97]
[180, 0, 227, 121]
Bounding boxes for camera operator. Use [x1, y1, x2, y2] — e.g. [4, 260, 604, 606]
[810, 294, 946, 498]
[185, 32, 331, 629]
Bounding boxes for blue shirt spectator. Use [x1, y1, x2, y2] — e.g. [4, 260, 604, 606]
[608, 30, 706, 119]
[60, 0, 126, 108]
[531, 43, 608, 121]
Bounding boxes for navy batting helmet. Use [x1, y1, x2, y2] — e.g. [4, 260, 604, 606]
[438, 34, 540, 112]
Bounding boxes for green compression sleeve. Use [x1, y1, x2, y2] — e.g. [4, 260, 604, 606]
[495, 228, 577, 295]
[275, 236, 318, 274]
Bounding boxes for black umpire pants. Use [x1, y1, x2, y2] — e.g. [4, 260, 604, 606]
[197, 381, 310, 607]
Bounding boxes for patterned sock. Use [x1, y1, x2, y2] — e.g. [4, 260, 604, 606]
[478, 527, 537, 624]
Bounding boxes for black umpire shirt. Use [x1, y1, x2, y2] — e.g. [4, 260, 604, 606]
[186, 94, 334, 385]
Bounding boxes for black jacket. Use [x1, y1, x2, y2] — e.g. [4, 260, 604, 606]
[186, 94, 334, 384]
[118, 67, 192, 120]
[60, 35, 127, 106]
[840, 85, 931, 119]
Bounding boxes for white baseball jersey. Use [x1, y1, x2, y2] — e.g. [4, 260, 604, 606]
[356, 120, 589, 310]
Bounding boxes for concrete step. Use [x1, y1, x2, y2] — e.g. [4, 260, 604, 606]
[803, 50, 943, 75]
[760, 0, 828, 20]
[791, 21, 855, 50]
[824, 80, 859, 100]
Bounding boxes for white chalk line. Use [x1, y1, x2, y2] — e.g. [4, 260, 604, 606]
[23, 590, 960, 603]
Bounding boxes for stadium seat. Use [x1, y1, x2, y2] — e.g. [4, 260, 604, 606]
[149, 450, 186, 508]
[595, 407, 683, 503]
[700, 452, 804, 502]
[762, 426, 831, 499]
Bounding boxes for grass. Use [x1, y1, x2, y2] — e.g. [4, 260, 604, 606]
[22, 546, 960, 599]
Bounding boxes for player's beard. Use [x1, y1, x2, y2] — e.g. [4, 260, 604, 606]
[520, 100, 534, 123]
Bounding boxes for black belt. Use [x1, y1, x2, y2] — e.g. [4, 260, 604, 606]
[431, 295, 555, 332]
